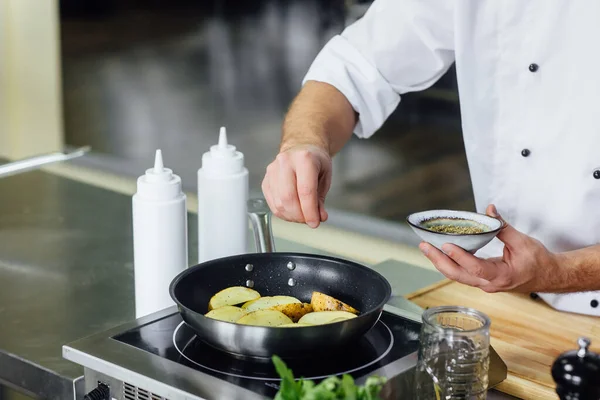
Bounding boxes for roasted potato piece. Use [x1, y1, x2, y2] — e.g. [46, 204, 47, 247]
[237, 309, 293, 327]
[205, 306, 248, 323]
[208, 286, 261, 311]
[279, 322, 312, 327]
[310, 291, 359, 314]
[298, 311, 357, 325]
[242, 295, 300, 312]
[271, 302, 313, 322]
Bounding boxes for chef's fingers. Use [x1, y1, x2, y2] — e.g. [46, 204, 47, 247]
[420, 242, 490, 288]
[261, 175, 278, 219]
[319, 197, 328, 222]
[486, 204, 501, 220]
[486, 205, 525, 249]
[275, 154, 303, 222]
[295, 157, 320, 228]
[265, 163, 287, 220]
[495, 223, 525, 249]
[441, 243, 499, 281]
[317, 167, 332, 222]
[487, 204, 511, 230]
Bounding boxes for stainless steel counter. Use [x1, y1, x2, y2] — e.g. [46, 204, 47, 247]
[0, 168, 139, 399]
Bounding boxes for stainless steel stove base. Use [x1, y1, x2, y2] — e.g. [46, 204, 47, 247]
[81, 365, 418, 400]
[78, 363, 419, 400]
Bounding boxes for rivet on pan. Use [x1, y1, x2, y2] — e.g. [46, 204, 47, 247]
[287, 278, 296, 287]
[245, 264, 254, 272]
[246, 280, 254, 288]
[286, 261, 295, 270]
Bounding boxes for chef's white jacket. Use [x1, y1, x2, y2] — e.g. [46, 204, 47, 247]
[303, 0, 600, 313]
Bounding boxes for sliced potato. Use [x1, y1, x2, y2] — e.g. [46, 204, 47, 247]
[205, 306, 248, 323]
[298, 311, 357, 325]
[279, 322, 312, 328]
[328, 317, 350, 323]
[208, 286, 261, 311]
[271, 302, 313, 322]
[237, 309, 293, 327]
[311, 291, 359, 315]
[242, 295, 301, 312]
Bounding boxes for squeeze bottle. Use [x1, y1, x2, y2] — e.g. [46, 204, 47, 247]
[132, 150, 188, 318]
[198, 127, 249, 262]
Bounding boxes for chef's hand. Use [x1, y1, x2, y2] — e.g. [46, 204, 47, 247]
[262, 144, 332, 228]
[419, 204, 562, 293]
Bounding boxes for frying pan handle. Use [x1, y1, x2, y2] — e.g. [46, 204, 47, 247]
[247, 198, 276, 253]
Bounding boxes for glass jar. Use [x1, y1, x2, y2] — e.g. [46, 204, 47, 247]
[414, 306, 491, 400]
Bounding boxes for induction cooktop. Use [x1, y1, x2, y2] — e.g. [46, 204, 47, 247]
[112, 310, 421, 398]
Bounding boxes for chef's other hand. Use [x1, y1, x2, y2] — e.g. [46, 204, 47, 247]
[419, 204, 561, 293]
[262, 144, 332, 228]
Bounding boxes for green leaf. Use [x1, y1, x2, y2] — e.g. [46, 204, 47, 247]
[272, 356, 387, 400]
[299, 379, 316, 394]
[340, 375, 357, 400]
[272, 355, 301, 400]
[303, 384, 338, 400]
[316, 377, 340, 392]
[359, 376, 387, 400]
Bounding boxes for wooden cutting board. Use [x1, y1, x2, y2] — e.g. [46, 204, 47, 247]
[407, 281, 600, 400]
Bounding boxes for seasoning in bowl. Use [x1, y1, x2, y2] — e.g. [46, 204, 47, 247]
[426, 225, 484, 234]
[419, 217, 492, 235]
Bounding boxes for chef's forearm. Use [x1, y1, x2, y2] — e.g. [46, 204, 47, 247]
[554, 244, 600, 292]
[280, 80, 356, 155]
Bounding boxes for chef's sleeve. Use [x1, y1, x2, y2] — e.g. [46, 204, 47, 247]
[303, 0, 456, 138]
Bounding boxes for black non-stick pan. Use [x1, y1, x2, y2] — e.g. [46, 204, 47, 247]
[169, 199, 391, 358]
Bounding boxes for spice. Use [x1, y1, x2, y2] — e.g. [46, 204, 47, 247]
[426, 224, 485, 234]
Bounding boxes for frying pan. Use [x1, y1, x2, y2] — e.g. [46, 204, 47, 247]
[169, 199, 391, 358]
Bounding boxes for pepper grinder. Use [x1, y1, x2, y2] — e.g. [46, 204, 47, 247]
[552, 337, 600, 400]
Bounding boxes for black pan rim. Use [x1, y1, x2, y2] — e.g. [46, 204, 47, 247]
[168, 252, 392, 330]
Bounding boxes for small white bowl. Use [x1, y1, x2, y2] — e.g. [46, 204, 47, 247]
[406, 210, 504, 254]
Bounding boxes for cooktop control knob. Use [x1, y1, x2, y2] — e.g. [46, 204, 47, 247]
[552, 337, 600, 400]
[83, 382, 110, 400]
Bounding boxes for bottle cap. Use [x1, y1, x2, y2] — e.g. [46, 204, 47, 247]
[201, 127, 245, 176]
[137, 149, 183, 201]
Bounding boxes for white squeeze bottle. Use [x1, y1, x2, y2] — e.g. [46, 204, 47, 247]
[198, 127, 249, 262]
[132, 149, 188, 319]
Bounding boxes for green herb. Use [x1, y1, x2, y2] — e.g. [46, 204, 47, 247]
[272, 355, 387, 400]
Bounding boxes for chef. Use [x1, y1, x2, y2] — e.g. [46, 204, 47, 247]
[261, 0, 600, 313]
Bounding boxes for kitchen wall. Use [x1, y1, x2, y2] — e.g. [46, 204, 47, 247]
[57, 0, 471, 228]
[0, 0, 63, 159]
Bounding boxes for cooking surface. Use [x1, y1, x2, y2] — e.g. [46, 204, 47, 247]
[113, 311, 421, 397]
[410, 281, 600, 400]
